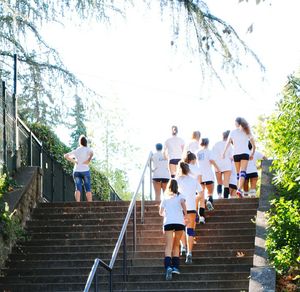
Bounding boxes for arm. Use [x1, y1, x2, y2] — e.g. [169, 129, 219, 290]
[210, 159, 220, 173]
[64, 152, 76, 164]
[249, 137, 256, 160]
[83, 150, 94, 165]
[159, 205, 165, 217]
[222, 138, 233, 159]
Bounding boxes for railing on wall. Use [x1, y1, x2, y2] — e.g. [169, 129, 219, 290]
[1, 79, 121, 203]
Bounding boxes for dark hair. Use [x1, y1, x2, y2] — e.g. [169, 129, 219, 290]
[156, 143, 163, 151]
[172, 125, 178, 136]
[192, 131, 201, 140]
[184, 151, 196, 163]
[248, 141, 252, 150]
[167, 179, 178, 194]
[235, 117, 251, 135]
[179, 161, 190, 175]
[200, 138, 209, 147]
[223, 130, 230, 141]
[79, 135, 87, 147]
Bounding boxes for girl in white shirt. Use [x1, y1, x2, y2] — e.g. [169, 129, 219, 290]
[163, 126, 185, 178]
[212, 130, 232, 199]
[159, 179, 187, 280]
[223, 117, 256, 198]
[197, 138, 220, 210]
[64, 135, 93, 202]
[244, 143, 267, 197]
[183, 130, 201, 156]
[151, 143, 170, 201]
[177, 162, 202, 264]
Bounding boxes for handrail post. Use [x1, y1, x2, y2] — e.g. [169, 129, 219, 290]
[2, 81, 7, 169]
[29, 131, 33, 166]
[149, 156, 152, 201]
[122, 231, 127, 282]
[133, 202, 137, 252]
[141, 179, 145, 224]
[109, 271, 113, 292]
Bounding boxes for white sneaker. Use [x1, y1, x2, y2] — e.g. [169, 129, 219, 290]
[249, 189, 257, 197]
[206, 200, 214, 211]
[199, 216, 205, 224]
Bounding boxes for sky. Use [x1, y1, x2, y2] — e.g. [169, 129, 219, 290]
[43, 0, 300, 191]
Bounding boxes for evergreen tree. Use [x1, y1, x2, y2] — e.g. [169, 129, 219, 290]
[69, 94, 87, 149]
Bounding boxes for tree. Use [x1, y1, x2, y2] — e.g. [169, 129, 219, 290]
[69, 94, 87, 149]
[1, 0, 264, 126]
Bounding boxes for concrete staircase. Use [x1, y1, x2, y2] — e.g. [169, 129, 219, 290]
[0, 198, 258, 291]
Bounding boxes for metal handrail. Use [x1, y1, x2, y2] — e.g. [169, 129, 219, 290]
[83, 151, 153, 292]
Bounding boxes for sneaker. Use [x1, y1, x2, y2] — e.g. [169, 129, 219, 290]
[165, 267, 172, 280]
[243, 191, 249, 197]
[185, 254, 192, 264]
[199, 216, 206, 224]
[180, 246, 186, 256]
[249, 189, 257, 197]
[236, 189, 243, 198]
[206, 200, 214, 211]
[172, 267, 180, 274]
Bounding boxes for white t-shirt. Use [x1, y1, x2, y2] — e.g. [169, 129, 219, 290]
[246, 151, 264, 174]
[229, 161, 237, 186]
[151, 151, 170, 179]
[183, 140, 200, 156]
[160, 193, 185, 226]
[196, 148, 215, 182]
[212, 140, 232, 172]
[164, 136, 185, 160]
[229, 128, 251, 155]
[69, 146, 93, 172]
[177, 175, 202, 211]
[188, 163, 202, 180]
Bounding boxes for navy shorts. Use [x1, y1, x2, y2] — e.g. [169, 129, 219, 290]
[164, 224, 185, 231]
[187, 210, 197, 214]
[153, 178, 169, 183]
[246, 172, 258, 179]
[201, 181, 214, 186]
[169, 159, 181, 165]
[229, 183, 237, 190]
[73, 171, 91, 193]
[233, 154, 250, 162]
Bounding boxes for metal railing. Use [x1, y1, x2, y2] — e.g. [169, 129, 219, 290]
[84, 151, 153, 292]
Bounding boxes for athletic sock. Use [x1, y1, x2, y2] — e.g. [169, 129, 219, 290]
[217, 184, 222, 195]
[208, 196, 213, 204]
[223, 187, 229, 199]
[171, 174, 175, 178]
[172, 257, 180, 269]
[164, 256, 172, 269]
[199, 207, 205, 216]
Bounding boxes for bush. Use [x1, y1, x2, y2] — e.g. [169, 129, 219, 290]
[266, 198, 300, 274]
[258, 71, 300, 279]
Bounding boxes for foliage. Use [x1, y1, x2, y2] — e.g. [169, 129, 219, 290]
[0, 0, 264, 127]
[69, 94, 87, 149]
[256, 70, 300, 277]
[266, 198, 300, 274]
[29, 122, 111, 200]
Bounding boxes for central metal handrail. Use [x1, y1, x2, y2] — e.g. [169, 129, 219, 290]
[84, 151, 153, 292]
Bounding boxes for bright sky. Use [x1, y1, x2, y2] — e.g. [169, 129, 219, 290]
[44, 0, 300, 191]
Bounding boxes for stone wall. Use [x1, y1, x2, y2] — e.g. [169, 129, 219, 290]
[0, 167, 42, 270]
[249, 160, 276, 292]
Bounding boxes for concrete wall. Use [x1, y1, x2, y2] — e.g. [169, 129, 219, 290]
[0, 167, 42, 270]
[249, 160, 276, 292]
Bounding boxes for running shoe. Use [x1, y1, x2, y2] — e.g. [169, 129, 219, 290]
[180, 246, 186, 256]
[165, 266, 173, 280]
[172, 267, 180, 274]
[185, 254, 192, 264]
[236, 189, 243, 198]
[206, 200, 214, 211]
[199, 216, 206, 224]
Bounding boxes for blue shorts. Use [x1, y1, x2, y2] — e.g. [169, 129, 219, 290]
[73, 171, 91, 193]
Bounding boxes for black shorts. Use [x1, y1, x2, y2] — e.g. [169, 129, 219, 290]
[246, 172, 258, 179]
[187, 210, 197, 214]
[169, 159, 181, 165]
[229, 183, 237, 190]
[164, 224, 185, 231]
[233, 154, 250, 162]
[153, 178, 169, 183]
[201, 181, 214, 186]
